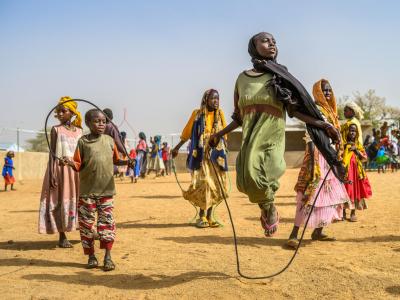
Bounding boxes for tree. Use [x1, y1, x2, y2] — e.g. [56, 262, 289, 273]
[26, 130, 49, 152]
[338, 90, 399, 127]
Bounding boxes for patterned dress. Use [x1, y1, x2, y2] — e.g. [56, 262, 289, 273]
[38, 125, 82, 234]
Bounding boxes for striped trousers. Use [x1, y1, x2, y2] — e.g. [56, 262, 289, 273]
[78, 196, 115, 255]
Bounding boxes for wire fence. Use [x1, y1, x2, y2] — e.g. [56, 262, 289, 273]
[0, 127, 186, 152]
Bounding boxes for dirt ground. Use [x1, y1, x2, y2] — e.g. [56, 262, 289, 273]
[0, 169, 399, 299]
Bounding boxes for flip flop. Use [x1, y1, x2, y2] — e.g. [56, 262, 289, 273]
[260, 210, 279, 237]
[207, 218, 222, 228]
[349, 214, 358, 222]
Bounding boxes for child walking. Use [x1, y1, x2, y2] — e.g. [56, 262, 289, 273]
[38, 96, 82, 248]
[341, 123, 372, 221]
[64, 109, 131, 271]
[2, 151, 16, 191]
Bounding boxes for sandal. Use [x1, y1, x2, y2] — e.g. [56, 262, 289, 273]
[349, 214, 358, 222]
[260, 209, 279, 237]
[87, 256, 98, 269]
[58, 239, 73, 248]
[311, 232, 336, 241]
[286, 238, 299, 249]
[103, 258, 115, 272]
[195, 216, 209, 228]
[207, 218, 221, 228]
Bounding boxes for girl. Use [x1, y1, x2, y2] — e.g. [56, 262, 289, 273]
[342, 123, 372, 221]
[2, 151, 16, 191]
[287, 79, 349, 248]
[127, 148, 138, 183]
[38, 96, 82, 248]
[172, 89, 228, 228]
[147, 135, 165, 177]
[64, 109, 131, 271]
[210, 32, 343, 237]
[136, 132, 148, 178]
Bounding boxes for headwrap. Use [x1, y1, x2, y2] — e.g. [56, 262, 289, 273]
[341, 122, 367, 179]
[187, 89, 227, 171]
[247, 32, 345, 180]
[312, 79, 340, 130]
[344, 101, 364, 120]
[58, 96, 82, 128]
[139, 132, 146, 141]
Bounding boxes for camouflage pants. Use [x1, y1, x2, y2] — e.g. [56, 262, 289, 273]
[78, 196, 115, 255]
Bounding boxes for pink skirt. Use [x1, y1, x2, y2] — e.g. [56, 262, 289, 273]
[294, 152, 349, 228]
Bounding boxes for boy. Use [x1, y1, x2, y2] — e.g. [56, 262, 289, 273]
[64, 109, 132, 271]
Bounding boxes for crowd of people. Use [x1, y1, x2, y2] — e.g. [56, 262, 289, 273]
[2, 31, 399, 273]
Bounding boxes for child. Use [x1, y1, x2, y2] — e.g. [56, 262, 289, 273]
[342, 123, 372, 221]
[147, 135, 165, 177]
[127, 148, 138, 183]
[287, 79, 349, 248]
[162, 142, 171, 176]
[64, 109, 131, 271]
[209, 32, 342, 236]
[136, 132, 148, 178]
[2, 151, 16, 191]
[38, 96, 82, 248]
[172, 89, 228, 228]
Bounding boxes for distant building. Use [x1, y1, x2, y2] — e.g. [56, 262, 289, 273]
[0, 143, 25, 152]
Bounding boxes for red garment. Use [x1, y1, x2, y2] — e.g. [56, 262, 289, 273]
[129, 149, 137, 159]
[162, 149, 168, 161]
[345, 154, 372, 203]
[4, 174, 15, 185]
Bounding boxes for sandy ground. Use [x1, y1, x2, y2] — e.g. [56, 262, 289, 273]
[0, 169, 399, 299]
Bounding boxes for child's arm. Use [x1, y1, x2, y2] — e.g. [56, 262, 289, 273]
[63, 143, 82, 172]
[48, 127, 58, 188]
[112, 144, 133, 167]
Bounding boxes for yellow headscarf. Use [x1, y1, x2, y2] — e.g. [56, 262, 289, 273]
[341, 121, 366, 179]
[312, 79, 340, 130]
[58, 96, 82, 128]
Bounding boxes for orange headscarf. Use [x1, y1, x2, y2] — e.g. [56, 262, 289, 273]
[312, 79, 340, 130]
[58, 96, 82, 128]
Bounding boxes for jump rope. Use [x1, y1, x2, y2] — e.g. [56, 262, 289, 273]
[45, 99, 334, 280]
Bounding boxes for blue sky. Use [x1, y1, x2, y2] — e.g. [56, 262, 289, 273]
[1, 0, 399, 143]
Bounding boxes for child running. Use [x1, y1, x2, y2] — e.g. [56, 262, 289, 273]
[172, 89, 228, 228]
[38, 96, 82, 248]
[64, 109, 132, 271]
[2, 151, 16, 191]
[287, 79, 349, 248]
[341, 123, 372, 221]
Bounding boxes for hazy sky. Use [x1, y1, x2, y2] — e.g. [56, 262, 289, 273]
[1, 0, 399, 144]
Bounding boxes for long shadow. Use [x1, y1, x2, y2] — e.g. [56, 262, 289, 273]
[386, 285, 400, 296]
[157, 235, 310, 248]
[339, 235, 400, 243]
[117, 221, 189, 229]
[244, 217, 295, 223]
[8, 210, 38, 213]
[0, 258, 83, 268]
[129, 195, 181, 200]
[22, 271, 229, 290]
[0, 240, 80, 251]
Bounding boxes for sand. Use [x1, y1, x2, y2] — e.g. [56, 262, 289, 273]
[0, 169, 399, 299]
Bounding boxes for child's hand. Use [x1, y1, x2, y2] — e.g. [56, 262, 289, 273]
[61, 157, 74, 168]
[209, 134, 221, 148]
[128, 160, 136, 169]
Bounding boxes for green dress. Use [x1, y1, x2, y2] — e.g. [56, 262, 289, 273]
[235, 71, 286, 206]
